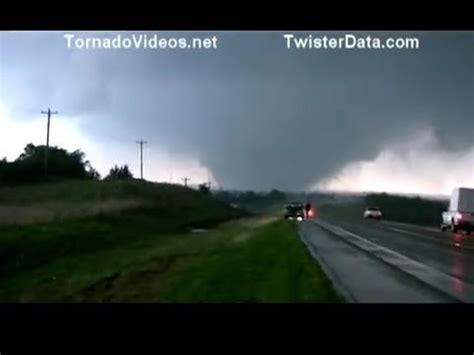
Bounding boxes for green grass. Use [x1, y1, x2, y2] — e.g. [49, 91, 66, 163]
[0, 205, 243, 281]
[0, 180, 249, 226]
[0, 216, 341, 303]
[231, 200, 286, 216]
[0, 179, 222, 205]
[0, 180, 340, 302]
[159, 219, 341, 303]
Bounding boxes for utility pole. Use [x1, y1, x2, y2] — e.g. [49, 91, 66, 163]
[136, 140, 147, 180]
[182, 177, 190, 187]
[41, 108, 58, 177]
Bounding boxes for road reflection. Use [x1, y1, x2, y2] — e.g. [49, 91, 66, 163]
[452, 232, 463, 247]
[452, 232, 466, 297]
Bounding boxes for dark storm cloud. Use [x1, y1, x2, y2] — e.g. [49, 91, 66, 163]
[1, 31, 473, 190]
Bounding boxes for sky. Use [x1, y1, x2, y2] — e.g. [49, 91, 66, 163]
[0, 31, 473, 194]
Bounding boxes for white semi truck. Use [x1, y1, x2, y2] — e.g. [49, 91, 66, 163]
[441, 187, 474, 234]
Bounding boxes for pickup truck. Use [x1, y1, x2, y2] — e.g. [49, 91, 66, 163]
[441, 187, 474, 234]
[284, 202, 305, 221]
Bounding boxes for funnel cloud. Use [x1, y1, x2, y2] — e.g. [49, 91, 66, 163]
[0, 31, 473, 193]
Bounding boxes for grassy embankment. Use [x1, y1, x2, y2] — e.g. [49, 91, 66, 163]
[0, 180, 341, 302]
[318, 193, 448, 227]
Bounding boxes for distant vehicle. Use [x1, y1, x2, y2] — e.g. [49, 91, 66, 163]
[363, 206, 382, 220]
[441, 187, 474, 234]
[284, 202, 305, 221]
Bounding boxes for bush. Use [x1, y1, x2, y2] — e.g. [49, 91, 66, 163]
[105, 165, 133, 180]
[198, 183, 211, 194]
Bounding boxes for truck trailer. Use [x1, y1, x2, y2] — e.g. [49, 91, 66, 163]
[441, 187, 474, 234]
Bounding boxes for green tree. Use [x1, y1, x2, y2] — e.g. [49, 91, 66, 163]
[105, 165, 133, 180]
[0, 143, 98, 185]
[198, 183, 211, 194]
[86, 166, 101, 180]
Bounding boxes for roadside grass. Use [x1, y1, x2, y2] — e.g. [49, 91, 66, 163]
[0, 180, 341, 302]
[241, 201, 286, 216]
[159, 219, 341, 303]
[0, 179, 197, 204]
[0, 216, 342, 303]
[0, 203, 243, 280]
[0, 199, 147, 226]
[0, 179, 244, 226]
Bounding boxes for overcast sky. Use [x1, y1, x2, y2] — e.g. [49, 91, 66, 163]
[0, 31, 473, 194]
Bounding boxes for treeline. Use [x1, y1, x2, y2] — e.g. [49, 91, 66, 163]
[214, 189, 286, 203]
[213, 189, 287, 212]
[365, 193, 448, 226]
[0, 143, 134, 187]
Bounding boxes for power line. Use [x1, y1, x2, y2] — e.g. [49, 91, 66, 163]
[136, 139, 148, 180]
[40, 108, 58, 177]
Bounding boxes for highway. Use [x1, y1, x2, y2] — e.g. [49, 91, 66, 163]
[326, 216, 474, 283]
[299, 214, 474, 302]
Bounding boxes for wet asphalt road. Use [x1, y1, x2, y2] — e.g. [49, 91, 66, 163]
[319, 215, 474, 285]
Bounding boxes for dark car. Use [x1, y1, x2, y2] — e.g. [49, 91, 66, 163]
[284, 202, 305, 221]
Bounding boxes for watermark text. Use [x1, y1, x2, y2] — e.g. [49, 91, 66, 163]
[283, 34, 420, 50]
[64, 33, 219, 50]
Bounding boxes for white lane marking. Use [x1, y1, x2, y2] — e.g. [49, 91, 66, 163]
[382, 220, 440, 233]
[385, 226, 451, 244]
[387, 226, 436, 239]
[385, 225, 474, 250]
[315, 219, 474, 302]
